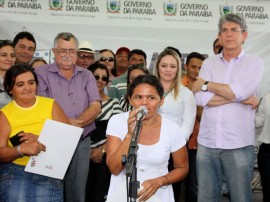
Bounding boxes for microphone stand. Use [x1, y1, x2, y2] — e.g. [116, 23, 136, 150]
[125, 116, 144, 202]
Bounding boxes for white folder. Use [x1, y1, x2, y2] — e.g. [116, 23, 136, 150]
[25, 119, 83, 179]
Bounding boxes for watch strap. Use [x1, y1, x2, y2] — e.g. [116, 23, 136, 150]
[202, 81, 209, 92]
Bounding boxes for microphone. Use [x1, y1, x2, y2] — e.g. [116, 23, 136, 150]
[136, 106, 148, 120]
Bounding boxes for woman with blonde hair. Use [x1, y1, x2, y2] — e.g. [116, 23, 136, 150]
[154, 49, 196, 201]
[154, 49, 196, 139]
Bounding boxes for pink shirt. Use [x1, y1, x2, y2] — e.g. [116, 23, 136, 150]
[195, 50, 263, 149]
[36, 63, 101, 138]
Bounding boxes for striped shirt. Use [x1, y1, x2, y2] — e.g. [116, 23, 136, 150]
[91, 98, 122, 147]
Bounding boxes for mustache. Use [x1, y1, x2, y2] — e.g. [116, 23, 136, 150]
[62, 57, 72, 61]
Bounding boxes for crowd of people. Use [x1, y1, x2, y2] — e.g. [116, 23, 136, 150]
[0, 13, 268, 202]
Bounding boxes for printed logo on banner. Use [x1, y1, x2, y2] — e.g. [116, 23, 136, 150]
[0, 0, 5, 8]
[163, 3, 177, 16]
[220, 4, 233, 16]
[107, 0, 120, 13]
[49, 0, 63, 11]
[33, 50, 51, 64]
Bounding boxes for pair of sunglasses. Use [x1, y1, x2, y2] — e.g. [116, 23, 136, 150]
[94, 75, 109, 82]
[77, 54, 94, 60]
[100, 57, 115, 62]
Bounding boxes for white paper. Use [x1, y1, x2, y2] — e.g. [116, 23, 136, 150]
[25, 119, 83, 179]
[106, 181, 161, 202]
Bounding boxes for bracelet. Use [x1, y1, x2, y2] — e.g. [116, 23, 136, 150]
[16, 145, 24, 158]
[126, 133, 132, 138]
[100, 145, 106, 155]
[161, 175, 169, 189]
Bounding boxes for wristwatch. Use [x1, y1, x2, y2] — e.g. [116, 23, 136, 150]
[202, 81, 209, 92]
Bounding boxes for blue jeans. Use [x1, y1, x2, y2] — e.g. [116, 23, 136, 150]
[0, 163, 63, 202]
[197, 144, 254, 202]
[64, 136, 90, 202]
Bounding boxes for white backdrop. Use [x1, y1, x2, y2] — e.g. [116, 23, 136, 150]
[0, 0, 270, 97]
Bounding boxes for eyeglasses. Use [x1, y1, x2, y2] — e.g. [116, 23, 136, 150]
[55, 49, 77, 56]
[77, 54, 94, 60]
[220, 27, 244, 34]
[100, 57, 115, 62]
[94, 75, 109, 82]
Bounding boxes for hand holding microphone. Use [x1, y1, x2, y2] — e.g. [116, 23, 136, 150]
[128, 106, 148, 136]
[129, 106, 148, 149]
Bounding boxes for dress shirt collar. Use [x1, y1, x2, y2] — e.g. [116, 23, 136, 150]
[48, 62, 84, 78]
[219, 49, 246, 63]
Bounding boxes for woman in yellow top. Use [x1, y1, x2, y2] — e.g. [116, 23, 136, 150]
[0, 64, 69, 201]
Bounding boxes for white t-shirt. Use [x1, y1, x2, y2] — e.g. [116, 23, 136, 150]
[106, 112, 186, 202]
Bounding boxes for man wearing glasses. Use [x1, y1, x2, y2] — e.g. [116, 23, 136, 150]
[35, 32, 101, 202]
[76, 41, 96, 68]
[192, 13, 263, 202]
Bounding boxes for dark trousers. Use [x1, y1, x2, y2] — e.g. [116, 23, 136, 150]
[185, 149, 198, 202]
[258, 143, 270, 202]
[85, 154, 111, 202]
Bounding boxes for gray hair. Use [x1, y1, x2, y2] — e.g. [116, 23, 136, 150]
[218, 13, 247, 34]
[53, 32, 79, 49]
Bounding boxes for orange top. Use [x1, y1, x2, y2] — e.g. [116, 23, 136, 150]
[181, 76, 200, 149]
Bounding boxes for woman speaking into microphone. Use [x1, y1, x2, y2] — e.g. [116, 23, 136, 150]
[106, 75, 188, 202]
